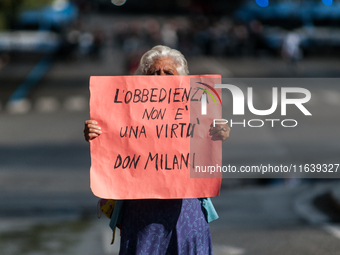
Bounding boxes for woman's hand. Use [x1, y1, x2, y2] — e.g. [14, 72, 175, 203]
[84, 120, 102, 142]
[209, 123, 230, 142]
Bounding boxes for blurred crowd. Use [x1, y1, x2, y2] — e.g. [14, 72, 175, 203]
[59, 19, 105, 61]
[57, 11, 340, 74]
[57, 16, 271, 74]
[2, 0, 340, 74]
[110, 17, 268, 74]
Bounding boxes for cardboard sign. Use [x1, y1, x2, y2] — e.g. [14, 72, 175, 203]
[90, 75, 222, 199]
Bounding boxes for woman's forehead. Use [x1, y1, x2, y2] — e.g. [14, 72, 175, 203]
[150, 57, 177, 68]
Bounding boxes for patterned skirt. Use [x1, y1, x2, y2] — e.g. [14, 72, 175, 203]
[119, 198, 213, 255]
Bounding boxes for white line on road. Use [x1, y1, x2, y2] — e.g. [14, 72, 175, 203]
[207, 58, 233, 77]
[35, 97, 60, 112]
[213, 244, 245, 255]
[323, 224, 340, 240]
[2, 95, 90, 114]
[1, 88, 338, 115]
[295, 185, 330, 225]
[6, 99, 32, 114]
[322, 90, 340, 106]
[64, 95, 88, 111]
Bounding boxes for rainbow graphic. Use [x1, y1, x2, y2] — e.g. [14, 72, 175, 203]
[196, 82, 222, 115]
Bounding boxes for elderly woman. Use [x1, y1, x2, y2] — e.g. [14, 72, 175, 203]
[84, 45, 230, 255]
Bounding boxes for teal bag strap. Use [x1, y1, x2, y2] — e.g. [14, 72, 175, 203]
[198, 197, 219, 223]
[109, 200, 124, 231]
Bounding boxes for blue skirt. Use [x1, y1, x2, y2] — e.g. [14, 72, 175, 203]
[119, 198, 213, 255]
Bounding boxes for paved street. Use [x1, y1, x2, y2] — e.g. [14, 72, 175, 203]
[1, 14, 340, 255]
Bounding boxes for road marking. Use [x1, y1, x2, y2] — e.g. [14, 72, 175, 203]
[35, 97, 60, 112]
[323, 224, 340, 240]
[2, 88, 338, 114]
[6, 99, 32, 114]
[295, 185, 330, 225]
[207, 58, 233, 77]
[322, 90, 340, 105]
[213, 244, 245, 255]
[3, 95, 89, 114]
[64, 95, 88, 111]
[8, 56, 52, 102]
[5, 55, 52, 114]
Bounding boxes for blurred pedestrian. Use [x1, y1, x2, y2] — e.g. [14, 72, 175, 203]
[281, 32, 303, 72]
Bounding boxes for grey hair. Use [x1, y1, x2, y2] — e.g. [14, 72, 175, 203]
[134, 45, 189, 75]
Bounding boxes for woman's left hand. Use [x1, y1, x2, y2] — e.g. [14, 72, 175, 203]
[84, 120, 102, 142]
[209, 123, 230, 141]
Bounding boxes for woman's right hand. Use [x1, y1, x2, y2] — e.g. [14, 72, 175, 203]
[84, 120, 102, 142]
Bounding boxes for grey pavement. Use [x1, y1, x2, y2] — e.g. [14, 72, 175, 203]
[211, 183, 340, 255]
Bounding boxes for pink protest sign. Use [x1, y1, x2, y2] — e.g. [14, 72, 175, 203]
[90, 75, 222, 199]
